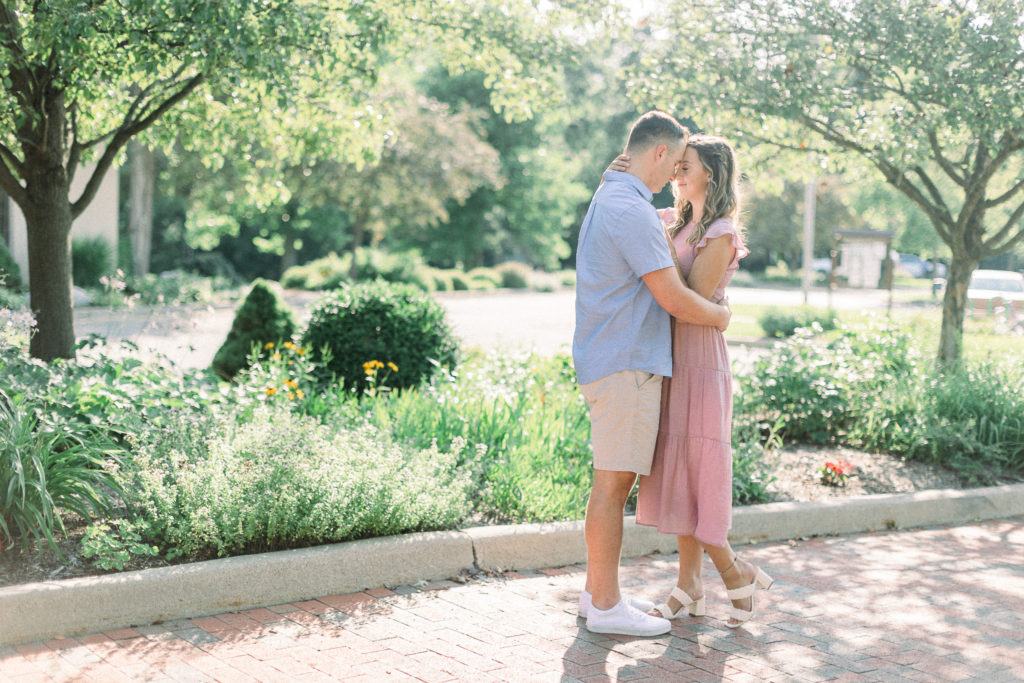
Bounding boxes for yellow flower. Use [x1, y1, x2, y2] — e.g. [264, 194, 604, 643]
[387, 362, 399, 373]
[272, 353, 282, 360]
[265, 386, 277, 396]
[295, 389, 305, 399]
[284, 379, 298, 389]
[296, 348, 305, 355]
[363, 359, 384, 374]
[264, 342, 275, 350]
[282, 341, 296, 350]
[287, 392, 296, 400]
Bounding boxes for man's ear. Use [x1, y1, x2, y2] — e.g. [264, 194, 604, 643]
[654, 143, 668, 162]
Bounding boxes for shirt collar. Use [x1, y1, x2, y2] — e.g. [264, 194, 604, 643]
[602, 170, 654, 203]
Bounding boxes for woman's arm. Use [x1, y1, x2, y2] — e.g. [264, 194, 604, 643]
[688, 234, 735, 301]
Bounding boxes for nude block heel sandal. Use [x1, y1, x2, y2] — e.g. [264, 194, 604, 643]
[654, 586, 706, 619]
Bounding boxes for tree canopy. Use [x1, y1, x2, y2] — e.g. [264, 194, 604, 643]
[632, 0, 1024, 364]
[0, 0, 608, 360]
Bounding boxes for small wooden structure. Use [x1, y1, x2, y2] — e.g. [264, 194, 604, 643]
[829, 229, 895, 313]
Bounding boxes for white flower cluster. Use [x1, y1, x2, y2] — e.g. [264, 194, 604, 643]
[0, 306, 36, 348]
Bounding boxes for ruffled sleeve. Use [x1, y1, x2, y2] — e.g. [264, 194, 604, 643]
[696, 218, 749, 269]
[657, 207, 677, 227]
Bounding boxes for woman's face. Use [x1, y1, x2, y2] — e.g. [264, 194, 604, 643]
[673, 146, 710, 202]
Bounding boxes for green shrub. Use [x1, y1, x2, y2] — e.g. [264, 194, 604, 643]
[186, 252, 242, 283]
[495, 261, 532, 289]
[0, 388, 123, 554]
[729, 270, 755, 288]
[531, 272, 559, 292]
[127, 270, 223, 305]
[469, 277, 496, 291]
[759, 308, 837, 338]
[302, 280, 459, 393]
[72, 236, 113, 287]
[557, 269, 577, 288]
[352, 247, 431, 288]
[0, 286, 26, 310]
[212, 279, 298, 380]
[900, 363, 1024, 483]
[731, 417, 781, 505]
[447, 270, 471, 291]
[358, 351, 594, 522]
[81, 519, 160, 570]
[468, 267, 501, 288]
[736, 322, 918, 444]
[0, 239, 21, 290]
[281, 252, 350, 290]
[407, 264, 439, 292]
[427, 268, 452, 292]
[121, 407, 472, 558]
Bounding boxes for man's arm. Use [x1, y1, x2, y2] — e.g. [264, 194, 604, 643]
[643, 267, 731, 331]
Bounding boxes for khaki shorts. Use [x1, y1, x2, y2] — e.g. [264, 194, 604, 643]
[579, 370, 663, 476]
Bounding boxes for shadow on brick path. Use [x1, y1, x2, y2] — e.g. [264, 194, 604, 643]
[3, 516, 1023, 682]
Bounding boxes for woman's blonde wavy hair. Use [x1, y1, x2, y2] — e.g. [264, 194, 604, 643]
[668, 135, 744, 246]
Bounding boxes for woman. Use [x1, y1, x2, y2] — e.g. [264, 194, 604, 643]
[609, 134, 772, 628]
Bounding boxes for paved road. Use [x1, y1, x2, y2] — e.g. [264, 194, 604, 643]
[73, 286, 917, 370]
[3, 516, 1022, 681]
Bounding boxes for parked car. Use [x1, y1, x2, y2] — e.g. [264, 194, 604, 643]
[895, 253, 947, 279]
[897, 253, 930, 278]
[967, 269, 1024, 315]
[811, 257, 832, 274]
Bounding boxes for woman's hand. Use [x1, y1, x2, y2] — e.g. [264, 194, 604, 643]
[715, 297, 731, 332]
[605, 154, 631, 174]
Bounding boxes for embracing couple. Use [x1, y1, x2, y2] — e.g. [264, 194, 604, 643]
[572, 110, 773, 636]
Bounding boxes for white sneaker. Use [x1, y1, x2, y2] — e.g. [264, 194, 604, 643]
[586, 600, 671, 636]
[578, 589, 655, 619]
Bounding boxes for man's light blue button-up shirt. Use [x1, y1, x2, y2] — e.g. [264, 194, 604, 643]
[572, 171, 675, 385]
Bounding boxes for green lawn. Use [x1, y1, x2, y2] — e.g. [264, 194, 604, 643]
[726, 299, 1024, 363]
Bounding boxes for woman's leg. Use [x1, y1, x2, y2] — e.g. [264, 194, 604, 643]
[704, 541, 758, 625]
[662, 535, 704, 613]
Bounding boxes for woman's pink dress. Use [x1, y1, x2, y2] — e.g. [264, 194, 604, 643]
[636, 212, 748, 547]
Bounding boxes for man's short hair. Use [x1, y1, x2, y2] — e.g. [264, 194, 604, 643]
[625, 111, 689, 154]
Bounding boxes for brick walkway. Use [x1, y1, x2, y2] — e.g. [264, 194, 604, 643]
[3, 517, 1023, 682]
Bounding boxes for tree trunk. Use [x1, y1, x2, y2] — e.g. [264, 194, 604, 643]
[25, 191, 76, 361]
[937, 252, 977, 367]
[280, 227, 299, 276]
[19, 81, 77, 360]
[128, 140, 155, 277]
[349, 219, 366, 280]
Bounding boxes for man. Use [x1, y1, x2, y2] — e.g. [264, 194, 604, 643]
[573, 111, 731, 636]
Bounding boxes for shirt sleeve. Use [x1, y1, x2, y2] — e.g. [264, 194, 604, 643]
[618, 204, 675, 277]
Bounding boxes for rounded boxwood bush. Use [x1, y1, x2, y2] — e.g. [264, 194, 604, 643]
[467, 267, 501, 288]
[496, 261, 533, 289]
[302, 279, 459, 393]
[759, 308, 836, 338]
[72, 236, 112, 287]
[212, 279, 298, 379]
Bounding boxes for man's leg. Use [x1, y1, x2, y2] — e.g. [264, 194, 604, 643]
[584, 468, 638, 610]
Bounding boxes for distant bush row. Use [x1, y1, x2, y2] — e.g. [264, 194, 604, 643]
[281, 248, 575, 293]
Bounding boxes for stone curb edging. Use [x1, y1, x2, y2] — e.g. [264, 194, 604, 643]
[2, 483, 1023, 646]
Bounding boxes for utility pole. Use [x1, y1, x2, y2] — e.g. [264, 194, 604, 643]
[801, 177, 817, 306]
